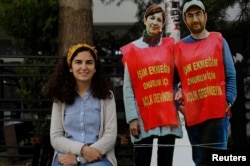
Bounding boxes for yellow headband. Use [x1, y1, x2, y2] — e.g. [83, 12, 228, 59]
[67, 43, 98, 66]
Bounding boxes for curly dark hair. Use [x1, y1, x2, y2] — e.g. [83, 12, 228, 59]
[43, 45, 114, 105]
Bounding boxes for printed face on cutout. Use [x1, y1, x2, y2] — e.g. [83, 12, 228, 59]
[184, 6, 207, 34]
[144, 12, 164, 36]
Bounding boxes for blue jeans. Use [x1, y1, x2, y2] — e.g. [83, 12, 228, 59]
[134, 135, 176, 166]
[186, 116, 229, 166]
[83, 157, 112, 166]
[52, 153, 112, 166]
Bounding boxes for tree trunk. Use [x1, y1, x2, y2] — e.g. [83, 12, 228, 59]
[58, 0, 93, 56]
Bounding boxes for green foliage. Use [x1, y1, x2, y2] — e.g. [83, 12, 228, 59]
[15, 58, 55, 101]
[0, 0, 58, 55]
[31, 120, 50, 136]
[0, 0, 57, 136]
[14, 57, 57, 136]
[19, 138, 30, 147]
[0, 0, 58, 137]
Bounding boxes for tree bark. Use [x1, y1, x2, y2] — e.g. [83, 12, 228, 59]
[58, 0, 93, 56]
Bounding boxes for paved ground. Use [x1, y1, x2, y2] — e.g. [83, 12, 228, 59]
[150, 114, 194, 166]
[150, 111, 250, 166]
[172, 122, 194, 166]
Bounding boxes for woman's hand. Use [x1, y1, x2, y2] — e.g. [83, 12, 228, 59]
[175, 89, 185, 116]
[58, 153, 77, 165]
[175, 89, 184, 104]
[81, 145, 103, 162]
[129, 119, 140, 138]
